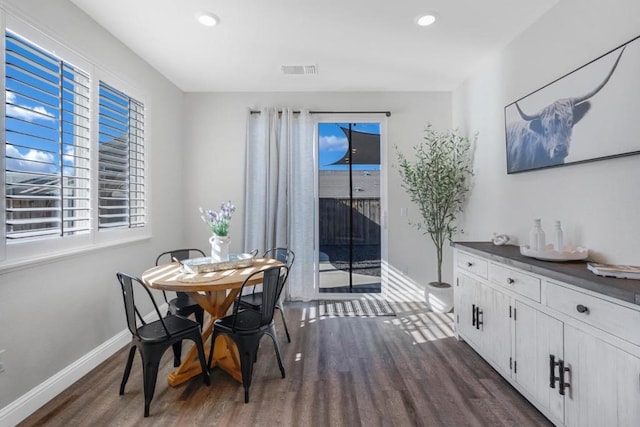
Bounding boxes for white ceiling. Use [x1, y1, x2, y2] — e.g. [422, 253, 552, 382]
[70, 0, 559, 93]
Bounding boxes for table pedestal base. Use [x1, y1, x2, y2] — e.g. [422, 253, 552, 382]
[166, 289, 243, 386]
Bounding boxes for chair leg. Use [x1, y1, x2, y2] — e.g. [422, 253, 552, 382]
[237, 340, 259, 403]
[139, 347, 164, 418]
[171, 341, 182, 367]
[208, 331, 219, 369]
[192, 334, 210, 386]
[268, 324, 286, 378]
[228, 334, 261, 403]
[277, 304, 291, 343]
[195, 308, 205, 328]
[120, 345, 137, 395]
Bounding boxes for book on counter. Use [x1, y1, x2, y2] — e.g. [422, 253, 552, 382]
[587, 262, 640, 280]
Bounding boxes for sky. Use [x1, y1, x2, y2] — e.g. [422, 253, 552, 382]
[5, 32, 82, 179]
[318, 122, 380, 171]
[5, 31, 127, 185]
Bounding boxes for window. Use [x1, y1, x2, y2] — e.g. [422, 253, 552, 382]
[5, 31, 91, 241]
[98, 82, 145, 230]
[1, 22, 148, 266]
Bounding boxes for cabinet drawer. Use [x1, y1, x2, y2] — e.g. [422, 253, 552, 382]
[489, 263, 541, 302]
[545, 282, 640, 346]
[457, 252, 488, 279]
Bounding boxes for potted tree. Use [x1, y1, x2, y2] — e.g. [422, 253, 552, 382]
[396, 124, 475, 312]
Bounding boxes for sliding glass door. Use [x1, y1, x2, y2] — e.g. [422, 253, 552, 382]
[317, 122, 381, 294]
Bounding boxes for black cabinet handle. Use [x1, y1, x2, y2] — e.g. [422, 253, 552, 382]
[549, 354, 560, 389]
[507, 277, 515, 284]
[558, 359, 570, 395]
[576, 304, 589, 314]
[467, 262, 473, 267]
[472, 304, 476, 326]
[476, 307, 483, 329]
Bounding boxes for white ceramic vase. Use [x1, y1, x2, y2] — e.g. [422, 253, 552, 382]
[424, 282, 454, 313]
[210, 234, 231, 261]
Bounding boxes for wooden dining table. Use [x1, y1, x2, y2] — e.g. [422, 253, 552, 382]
[141, 257, 283, 386]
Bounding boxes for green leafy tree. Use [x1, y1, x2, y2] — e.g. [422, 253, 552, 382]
[396, 124, 475, 284]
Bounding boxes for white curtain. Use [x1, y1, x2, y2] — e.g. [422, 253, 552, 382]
[244, 107, 315, 301]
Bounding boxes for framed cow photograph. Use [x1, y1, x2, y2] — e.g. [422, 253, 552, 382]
[504, 34, 640, 174]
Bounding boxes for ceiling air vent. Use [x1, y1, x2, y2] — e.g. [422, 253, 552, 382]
[281, 64, 318, 75]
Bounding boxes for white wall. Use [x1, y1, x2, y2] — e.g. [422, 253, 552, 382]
[0, 0, 185, 410]
[182, 92, 453, 299]
[453, 0, 640, 264]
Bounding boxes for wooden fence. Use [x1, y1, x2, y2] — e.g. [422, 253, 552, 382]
[319, 198, 380, 245]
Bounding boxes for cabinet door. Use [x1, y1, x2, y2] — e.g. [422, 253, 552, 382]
[615, 350, 640, 426]
[564, 325, 640, 427]
[481, 284, 511, 375]
[513, 301, 564, 423]
[456, 274, 482, 349]
[456, 274, 511, 374]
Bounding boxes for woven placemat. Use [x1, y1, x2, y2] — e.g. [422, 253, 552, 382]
[318, 299, 395, 317]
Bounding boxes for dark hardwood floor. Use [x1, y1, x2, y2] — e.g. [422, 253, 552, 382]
[20, 301, 552, 426]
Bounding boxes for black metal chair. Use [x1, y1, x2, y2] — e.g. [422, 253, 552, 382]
[155, 248, 206, 366]
[209, 265, 289, 403]
[116, 272, 210, 417]
[236, 248, 295, 342]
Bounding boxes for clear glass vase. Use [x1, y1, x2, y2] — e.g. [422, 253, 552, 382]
[210, 234, 231, 261]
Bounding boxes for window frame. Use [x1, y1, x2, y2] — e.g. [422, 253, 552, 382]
[5, 30, 93, 241]
[92, 70, 149, 246]
[0, 11, 150, 271]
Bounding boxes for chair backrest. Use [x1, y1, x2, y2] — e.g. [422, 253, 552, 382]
[233, 265, 289, 330]
[155, 249, 205, 301]
[155, 248, 205, 266]
[263, 248, 295, 269]
[116, 272, 171, 338]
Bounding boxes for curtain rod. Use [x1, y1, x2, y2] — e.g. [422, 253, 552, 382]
[249, 109, 391, 117]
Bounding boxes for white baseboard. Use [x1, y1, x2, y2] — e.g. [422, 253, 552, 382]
[0, 304, 166, 427]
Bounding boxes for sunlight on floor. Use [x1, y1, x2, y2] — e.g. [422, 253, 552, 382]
[386, 302, 455, 344]
[297, 300, 455, 345]
[300, 306, 318, 325]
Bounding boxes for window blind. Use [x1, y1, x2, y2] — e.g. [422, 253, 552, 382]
[98, 81, 145, 229]
[4, 31, 91, 241]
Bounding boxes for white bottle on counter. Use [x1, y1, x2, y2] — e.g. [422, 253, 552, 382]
[529, 219, 546, 251]
[553, 220, 564, 253]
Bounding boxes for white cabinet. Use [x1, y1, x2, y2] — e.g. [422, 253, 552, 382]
[481, 283, 511, 374]
[489, 262, 541, 302]
[456, 274, 483, 349]
[513, 301, 564, 422]
[456, 274, 511, 374]
[563, 324, 640, 427]
[454, 247, 640, 427]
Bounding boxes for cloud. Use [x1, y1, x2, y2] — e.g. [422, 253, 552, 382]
[319, 135, 348, 152]
[6, 143, 56, 173]
[62, 145, 76, 166]
[6, 91, 55, 122]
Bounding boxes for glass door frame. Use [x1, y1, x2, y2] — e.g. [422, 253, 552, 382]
[313, 113, 388, 299]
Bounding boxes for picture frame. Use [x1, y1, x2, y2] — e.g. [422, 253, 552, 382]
[504, 34, 640, 174]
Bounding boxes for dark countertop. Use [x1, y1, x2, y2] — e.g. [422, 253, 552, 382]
[452, 241, 640, 306]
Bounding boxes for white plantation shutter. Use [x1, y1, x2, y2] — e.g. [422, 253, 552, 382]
[98, 81, 145, 229]
[4, 31, 91, 241]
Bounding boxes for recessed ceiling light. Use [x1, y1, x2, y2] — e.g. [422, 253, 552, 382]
[196, 11, 219, 27]
[415, 13, 438, 27]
